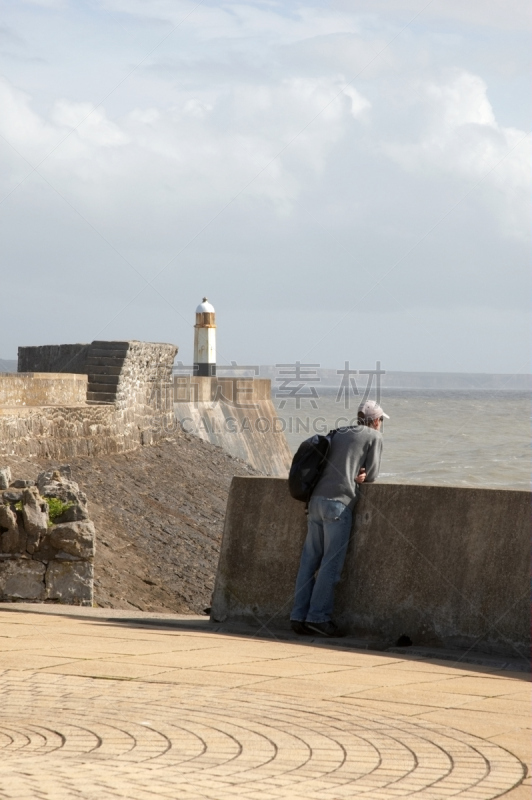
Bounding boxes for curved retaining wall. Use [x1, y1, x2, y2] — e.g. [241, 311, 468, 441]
[211, 477, 531, 658]
[174, 377, 292, 477]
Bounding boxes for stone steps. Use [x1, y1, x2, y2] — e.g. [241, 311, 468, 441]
[87, 374, 120, 385]
[87, 382, 121, 394]
[91, 340, 130, 350]
[85, 360, 123, 373]
[89, 349, 131, 359]
[85, 342, 131, 404]
[86, 391, 117, 404]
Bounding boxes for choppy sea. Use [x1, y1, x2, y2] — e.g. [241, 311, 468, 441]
[272, 389, 531, 491]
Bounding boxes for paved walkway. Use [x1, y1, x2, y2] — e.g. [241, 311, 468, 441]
[0, 605, 529, 800]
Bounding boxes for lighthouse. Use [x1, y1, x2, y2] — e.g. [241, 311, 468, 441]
[193, 297, 216, 377]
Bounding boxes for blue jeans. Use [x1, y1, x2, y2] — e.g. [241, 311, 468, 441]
[291, 496, 353, 624]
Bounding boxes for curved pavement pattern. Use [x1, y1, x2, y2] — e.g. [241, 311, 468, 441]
[0, 671, 526, 800]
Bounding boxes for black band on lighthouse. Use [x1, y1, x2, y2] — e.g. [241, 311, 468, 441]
[194, 363, 216, 377]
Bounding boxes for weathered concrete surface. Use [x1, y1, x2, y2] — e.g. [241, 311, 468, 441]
[211, 478, 531, 658]
[174, 377, 292, 476]
[0, 373, 88, 406]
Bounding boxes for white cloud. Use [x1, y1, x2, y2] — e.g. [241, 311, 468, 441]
[51, 101, 130, 147]
[0, 0, 529, 369]
[379, 71, 529, 239]
[100, 1, 361, 43]
[19, 0, 67, 7]
[0, 72, 370, 217]
[333, 0, 530, 31]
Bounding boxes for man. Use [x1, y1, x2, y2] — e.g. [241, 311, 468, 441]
[290, 399, 389, 637]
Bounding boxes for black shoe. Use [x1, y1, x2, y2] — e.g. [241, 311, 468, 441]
[306, 621, 346, 638]
[290, 620, 311, 635]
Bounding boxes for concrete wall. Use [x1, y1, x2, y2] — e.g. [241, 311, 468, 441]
[0, 374, 88, 407]
[174, 377, 292, 477]
[211, 478, 530, 658]
[0, 341, 177, 459]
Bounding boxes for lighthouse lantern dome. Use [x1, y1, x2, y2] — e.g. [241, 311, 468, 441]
[196, 297, 215, 314]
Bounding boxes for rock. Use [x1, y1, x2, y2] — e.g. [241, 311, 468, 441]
[21, 488, 49, 553]
[45, 561, 93, 605]
[0, 468, 11, 490]
[0, 505, 27, 553]
[37, 469, 88, 512]
[53, 503, 89, 524]
[1, 528, 27, 553]
[31, 533, 59, 562]
[0, 469, 95, 606]
[49, 521, 95, 559]
[37, 465, 71, 486]
[0, 559, 45, 600]
[1, 526, 27, 554]
[1, 491, 22, 503]
[0, 504, 17, 532]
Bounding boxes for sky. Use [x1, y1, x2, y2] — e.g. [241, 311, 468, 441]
[0, 0, 530, 373]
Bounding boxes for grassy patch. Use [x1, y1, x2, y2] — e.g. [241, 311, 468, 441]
[45, 496, 74, 524]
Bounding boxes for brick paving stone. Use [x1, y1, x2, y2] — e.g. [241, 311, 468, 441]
[0, 607, 528, 799]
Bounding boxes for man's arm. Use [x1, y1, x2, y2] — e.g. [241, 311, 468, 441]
[363, 435, 383, 483]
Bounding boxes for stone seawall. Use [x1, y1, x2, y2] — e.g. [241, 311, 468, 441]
[18, 344, 90, 375]
[0, 404, 158, 458]
[174, 377, 292, 476]
[211, 478, 531, 658]
[0, 341, 177, 459]
[0, 373, 88, 407]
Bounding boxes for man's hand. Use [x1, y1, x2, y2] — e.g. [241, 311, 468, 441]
[355, 467, 366, 484]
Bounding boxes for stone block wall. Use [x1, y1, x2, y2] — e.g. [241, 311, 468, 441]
[18, 344, 90, 374]
[0, 404, 123, 458]
[87, 340, 176, 410]
[0, 373, 88, 407]
[0, 340, 178, 459]
[211, 477, 531, 658]
[0, 466, 94, 605]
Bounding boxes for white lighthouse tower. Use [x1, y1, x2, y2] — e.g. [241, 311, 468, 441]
[193, 297, 216, 377]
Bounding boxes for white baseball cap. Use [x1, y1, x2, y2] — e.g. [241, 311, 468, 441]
[358, 400, 390, 420]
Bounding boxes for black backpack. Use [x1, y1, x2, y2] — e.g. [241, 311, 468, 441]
[288, 430, 337, 503]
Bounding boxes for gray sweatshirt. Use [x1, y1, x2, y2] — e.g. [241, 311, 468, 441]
[313, 425, 383, 508]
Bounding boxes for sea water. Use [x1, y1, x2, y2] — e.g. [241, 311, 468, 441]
[273, 389, 531, 491]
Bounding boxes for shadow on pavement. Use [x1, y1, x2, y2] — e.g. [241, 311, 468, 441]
[1, 603, 529, 676]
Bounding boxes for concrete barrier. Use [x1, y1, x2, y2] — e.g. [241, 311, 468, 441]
[211, 477, 531, 658]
